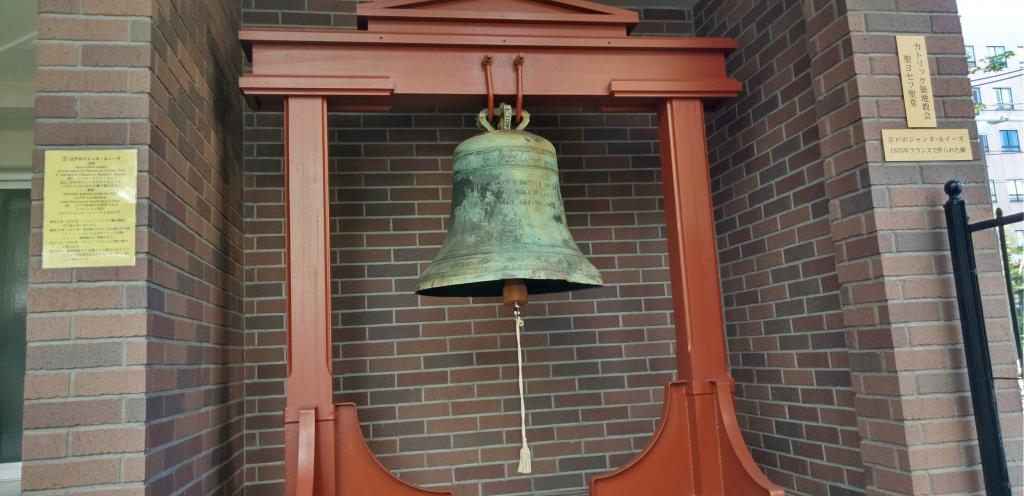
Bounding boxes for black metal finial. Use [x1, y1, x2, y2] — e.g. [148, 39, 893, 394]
[944, 179, 964, 198]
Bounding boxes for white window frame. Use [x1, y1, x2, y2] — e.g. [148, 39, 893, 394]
[994, 87, 1014, 110]
[1008, 179, 1024, 202]
[0, 171, 30, 190]
[0, 463, 21, 483]
[986, 45, 1008, 69]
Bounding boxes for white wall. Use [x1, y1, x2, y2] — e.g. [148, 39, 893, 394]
[0, 128, 32, 171]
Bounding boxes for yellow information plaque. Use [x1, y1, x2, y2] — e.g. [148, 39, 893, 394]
[896, 35, 937, 128]
[43, 150, 138, 269]
[881, 128, 972, 162]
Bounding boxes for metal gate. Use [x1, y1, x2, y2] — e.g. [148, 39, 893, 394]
[943, 179, 1023, 496]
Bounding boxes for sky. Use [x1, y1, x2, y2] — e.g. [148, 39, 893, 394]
[956, 0, 1024, 46]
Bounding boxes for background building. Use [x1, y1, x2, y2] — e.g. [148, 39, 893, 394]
[0, 0, 1020, 495]
[961, 0, 1024, 247]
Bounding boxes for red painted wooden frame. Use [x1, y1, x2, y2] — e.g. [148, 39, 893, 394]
[241, 1, 782, 495]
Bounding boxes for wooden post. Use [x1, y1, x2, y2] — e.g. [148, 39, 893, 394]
[657, 98, 729, 383]
[283, 96, 336, 496]
[591, 98, 783, 495]
[656, 98, 781, 495]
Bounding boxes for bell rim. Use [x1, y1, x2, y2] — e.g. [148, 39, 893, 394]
[416, 279, 603, 298]
[416, 250, 604, 297]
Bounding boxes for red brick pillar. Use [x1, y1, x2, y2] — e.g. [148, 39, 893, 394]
[804, 0, 1023, 493]
[22, 0, 245, 494]
[21, 1, 154, 492]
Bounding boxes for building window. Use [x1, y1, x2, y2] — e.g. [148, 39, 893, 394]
[1001, 130, 1021, 152]
[994, 87, 1014, 110]
[0, 189, 29, 475]
[1009, 179, 1024, 202]
[966, 45, 976, 68]
[989, 180, 998, 202]
[972, 87, 982, 105]
[981, 135, 990, 152]
[987, 46, 1007, 69]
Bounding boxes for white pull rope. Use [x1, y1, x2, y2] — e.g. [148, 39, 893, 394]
[513, 303, 532, 474]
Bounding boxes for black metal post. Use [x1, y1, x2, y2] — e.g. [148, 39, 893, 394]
[995, 208, 1023, 365]
[943, 180, 1011, 496]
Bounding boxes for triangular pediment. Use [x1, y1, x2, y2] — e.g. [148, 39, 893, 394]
[358, 0, 639, 28]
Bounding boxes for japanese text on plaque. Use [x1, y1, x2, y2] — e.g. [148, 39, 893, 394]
[896, 35, 937, 128]
[43, 150, 137, 268]
[881, 129, 972, 161]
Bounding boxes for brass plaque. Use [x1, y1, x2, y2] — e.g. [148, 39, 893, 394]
[881, 128, 972, 161]
[43, 150, 138, 269]
[896, 35, 937, 128]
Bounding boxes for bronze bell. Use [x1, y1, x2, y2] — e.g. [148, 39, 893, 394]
[417, 104, 603, 299]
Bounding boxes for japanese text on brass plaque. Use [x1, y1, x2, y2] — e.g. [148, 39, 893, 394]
[43, 150, 138, 268]
[896, 35, 937, 128]
[881, 129, 972, 161]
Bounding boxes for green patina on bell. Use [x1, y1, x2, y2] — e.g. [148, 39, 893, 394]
[416, 104, 603, 298]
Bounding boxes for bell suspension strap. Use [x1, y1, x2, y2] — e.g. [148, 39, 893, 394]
[513, 54, 525, 124]
[513, 302, 532, 474]
[482, 55, 494, 123]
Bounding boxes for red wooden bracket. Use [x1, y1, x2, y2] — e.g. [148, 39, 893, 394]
[336, 404, 453, 495]
[590, 381, 785, 495]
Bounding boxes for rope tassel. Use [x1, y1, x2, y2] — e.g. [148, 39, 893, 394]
[513, 303, 532, 474]
[518, 445, 532, 474]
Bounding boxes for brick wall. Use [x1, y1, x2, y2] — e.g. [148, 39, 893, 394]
[802, 1, 1023, 493]
[692, 1, 864, 494]
[145, 0, 247, 494]
[240, 3, 694, 495]
[23, 0, 246, 494]
[693, 0, 1024, 494]
[695, 0, 1024, 494]
[23, 1, 156, 492]
[25, 0, 1021, 495]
